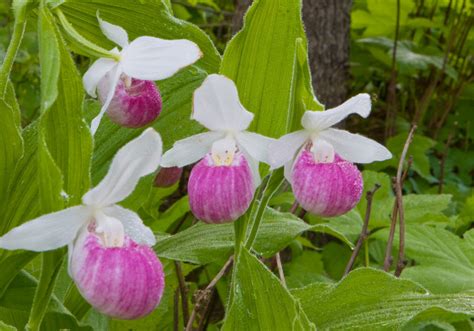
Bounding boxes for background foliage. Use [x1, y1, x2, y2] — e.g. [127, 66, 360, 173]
[0, 0, 472, 330]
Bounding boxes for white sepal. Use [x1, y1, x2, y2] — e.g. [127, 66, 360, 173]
[268, 130, 309, 169]
[121, 37, 201, 81]
[192, 74, 254, 132]
[90, 64, 122, 134]
[82, 58, 116, 98]
[235, 131, 274, 165]
[97, 14, 129, 48]
[104, 205, 156, 246]
[83, 128, 162, 207]
[240, 147, 261, 187]
[161, 131, 225, 168]
[302, 93, 371, 131]
[0, 206, 90, 252]
[320, 128, 392, 164]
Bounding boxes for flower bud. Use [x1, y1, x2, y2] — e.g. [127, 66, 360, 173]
[188, 152, 254, 223]
[70, 231, 164, 320]
[98, 77, 162, 128]
[154, 166, 183, 188]
[291, 150, 363, 217]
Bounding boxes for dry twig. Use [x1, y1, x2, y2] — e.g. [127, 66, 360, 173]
[344, 184, 381, 275]
[185, 256, 234, 331]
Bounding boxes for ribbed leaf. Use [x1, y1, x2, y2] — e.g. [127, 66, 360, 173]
[222, 247, 315, 330]
[292, 268, 474, 330]
[155, 207, 349, 265]
[0, 271, 91, 330]
[375, 225, 474, 294]
[0, 83, 23, 205]
[220, 0, 322, 138]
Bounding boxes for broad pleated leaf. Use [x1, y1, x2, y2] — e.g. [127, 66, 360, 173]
[220, 0, 322, 138]
[222, 247, 315, 330]
[292, 268, 474, 330]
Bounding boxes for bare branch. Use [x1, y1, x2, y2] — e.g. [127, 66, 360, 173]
[344, 184, 381, 275]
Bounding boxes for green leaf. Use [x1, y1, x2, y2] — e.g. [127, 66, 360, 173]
[220, 0, 322, 138]
[375, 225, 474, 294]
[352, 0, 414, 37]
[222, 247, 315, 330]
[38, 7, 60, 112]
[155, 208, 311, 264]
[42, 8, 93, 204]
[292, 268, 474, 330]
[0, 83, 23, 205]
[284, 250, 332, 289]
[403, 194, 452, 223]
[0, 271, 91, 331]
[155, 206, 357, 265]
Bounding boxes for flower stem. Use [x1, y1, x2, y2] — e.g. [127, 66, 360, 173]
[54, 9, 120, 61]
[0, 10, 27, 97]
[174, 261, 189, 326]
[244, 169, 284, 250]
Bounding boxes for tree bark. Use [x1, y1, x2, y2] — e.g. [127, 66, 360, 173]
[303, 0, 353, 108]
[232, 0, 252, 35]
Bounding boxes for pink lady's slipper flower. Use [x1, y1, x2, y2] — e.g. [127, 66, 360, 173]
[83, 15, 202, 133]
[0, 129, 164, 320]
[269, 94, 392, 217]
[161, 74, 274, 224]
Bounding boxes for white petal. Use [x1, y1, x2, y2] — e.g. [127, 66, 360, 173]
[103, 205, 156, 246]
[319, 128, 392, 164]
[97, 14, 129, 48]
[0, 206, 90, 252]
[235, 131, 274, 165]
[82, 58, 116, 98]
[283, 158, 295, 184]
[121, 36, 201, 81]
[90, 64, 122, 135]
[161, 131, 224, 168]
[268, 130, 309, 169]
[302, 93, 371, 131]
[192, 74, 254, 131]
[83, 128, 163, 206]
[240, 147, 261, 187]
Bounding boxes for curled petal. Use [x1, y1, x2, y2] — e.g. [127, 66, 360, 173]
[97, 14, 129, 48]
[235, 131, 274, 165]
[161, 131, 225, 168]
[0, 206, 90, 252]
[104, 205, 156, 246]
[319, 128, 392, 164]
[83, 128, 163, 207]
[121, 37, 201, 81]
[192, 74, 254, 132]
[83, 58, 116, 98]
[302, 93, 371, 131]
[268, 130, 309, 169]
[90, 64, 122, 134]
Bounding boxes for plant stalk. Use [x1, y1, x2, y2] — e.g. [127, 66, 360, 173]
[0, 11, 27, 97]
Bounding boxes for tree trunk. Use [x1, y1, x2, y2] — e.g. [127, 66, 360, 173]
[303, 0, 352, 108]
[232, 0, 252, 35]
